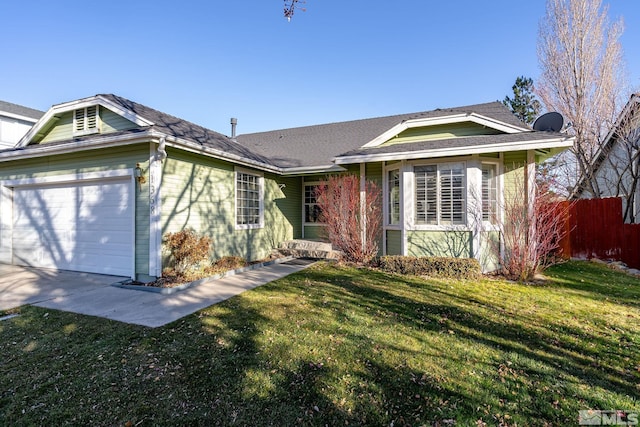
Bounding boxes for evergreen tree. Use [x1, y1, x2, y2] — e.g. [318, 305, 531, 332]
[503, 76, 542, 125]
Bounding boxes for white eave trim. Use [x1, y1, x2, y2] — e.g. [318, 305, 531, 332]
[2, 129, 284, 174]
[280, 164, 347, 175]
[361, 113, 531, 148]
[16, 95, 155, 147]
[0, 111, 40, 123]
[334, 136, 575, 164]
[0, 131, 156, 162]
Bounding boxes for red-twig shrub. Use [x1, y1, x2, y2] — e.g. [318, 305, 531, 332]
[500, 174, 572, 281]
[315, 175, 382, 265]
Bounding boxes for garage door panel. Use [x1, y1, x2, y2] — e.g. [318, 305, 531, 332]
[12, 177, 134, 276]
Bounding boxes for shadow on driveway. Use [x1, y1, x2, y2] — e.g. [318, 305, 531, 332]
[0, 264, 125, 311]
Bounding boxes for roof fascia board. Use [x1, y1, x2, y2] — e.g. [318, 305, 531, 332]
[280, 164, 347, 175]
[361, 113, 529, 149]
[1, 130, 284, 174]
[16, 95, 154, 148]
[0, 111, 40, 123]
[0, 131, 156, 162]
[334, 137, 574, 165]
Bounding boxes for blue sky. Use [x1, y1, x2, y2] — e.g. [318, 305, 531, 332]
[3, 0, 639, 134]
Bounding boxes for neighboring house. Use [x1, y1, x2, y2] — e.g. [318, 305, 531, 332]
[575, 93, 640, 223]
[0, 94, 573, 280]
[0, 100, 44, 149]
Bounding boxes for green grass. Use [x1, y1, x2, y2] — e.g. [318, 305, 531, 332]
[1, 261, 639, 426]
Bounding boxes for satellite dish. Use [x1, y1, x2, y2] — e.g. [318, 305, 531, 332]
[533, 112, 564, 132]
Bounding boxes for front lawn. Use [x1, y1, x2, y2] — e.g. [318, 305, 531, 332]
[1, 261, 638, 425]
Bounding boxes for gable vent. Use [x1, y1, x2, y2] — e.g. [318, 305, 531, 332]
[74, 106, 99, 136]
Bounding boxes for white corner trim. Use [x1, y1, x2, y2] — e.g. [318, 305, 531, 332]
[149, 144, 163, 277]
[361, 113, 531, 149]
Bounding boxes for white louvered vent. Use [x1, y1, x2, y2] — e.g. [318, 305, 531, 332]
[73, 106, 99, 136]
[74, 109, 85, 132]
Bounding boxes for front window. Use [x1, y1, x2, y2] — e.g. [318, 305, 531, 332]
[387, 169, 400, 225]
[415, 163, 466, 226]
[482, 164, 498, 224]
[236, 170, 263, 229]
[304, 184, 322, 223]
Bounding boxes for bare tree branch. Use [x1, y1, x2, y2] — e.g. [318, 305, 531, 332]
[537, 0, 629, 196]
[284, 0, 306, 21]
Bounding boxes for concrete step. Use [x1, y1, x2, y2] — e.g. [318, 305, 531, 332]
[275, 240, 341, 260]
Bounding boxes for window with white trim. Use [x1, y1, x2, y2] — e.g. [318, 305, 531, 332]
[236, 170, 263, 228]
[415, 163, 466, 225]
[387, 169, 400, 225]
[304, 184, 323, 223]
[482, 164, 498, 224]
[73, 106, 99, 136]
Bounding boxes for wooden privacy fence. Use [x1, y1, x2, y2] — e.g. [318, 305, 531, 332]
[558, 197, 640, 269]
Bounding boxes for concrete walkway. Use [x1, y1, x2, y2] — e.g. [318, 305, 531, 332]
[16, 259, 315, 328]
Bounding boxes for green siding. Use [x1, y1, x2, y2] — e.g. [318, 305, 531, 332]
[366, 162, 384, 256]
[407, 230, 472, 258]
[386, 230, 402, 255]
[37, 107, 137, 144]
[101, 108, 138, 133]
[479, 231, 501, 272]
[38, 111, 74, 144]
[383, 122, 503, 146]
[161, 148, 298, 262]
[303, 225, 326, 240]
[0, 144, 152, 277]
[503, 151, 527, 201]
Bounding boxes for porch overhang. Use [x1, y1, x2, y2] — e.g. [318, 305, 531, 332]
[332, 136, 574, 165]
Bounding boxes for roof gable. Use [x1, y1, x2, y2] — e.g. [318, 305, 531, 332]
[362, 111, 529, 148]
[18, 95, 153, 147]
[11, 94, 275, 170]
[379, 120, 505, 147]
[573, 93, 640, 197]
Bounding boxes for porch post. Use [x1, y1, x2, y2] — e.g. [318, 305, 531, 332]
[526, 150, 536, 254]
[360, 163, 366, 253]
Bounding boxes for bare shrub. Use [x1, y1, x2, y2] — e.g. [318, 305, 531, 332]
[500, 173, 572, 281]
[315, 175, 382, 265]
[163, 228, 213, 274]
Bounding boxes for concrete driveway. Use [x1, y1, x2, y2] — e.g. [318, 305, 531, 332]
[0, 264, 125, 311]
[0, 259, 315, 327]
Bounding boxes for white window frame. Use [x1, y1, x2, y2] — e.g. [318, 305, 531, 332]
[73, 105, 100, 136]
[410, 160, 467, 230]
[303, 181, 324, 226]
[383, 165, 402, 228]
[481, 161, 501, 227]
[235, 167, 264, 230]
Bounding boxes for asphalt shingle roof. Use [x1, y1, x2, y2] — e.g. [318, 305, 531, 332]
[0, 100, 44, 120]
[236, 102, 531, 168]
[99, 94, 272, 166]
[11, 95, 564, 171]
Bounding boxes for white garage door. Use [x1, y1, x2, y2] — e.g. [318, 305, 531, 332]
[12, 177, 134, 276]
